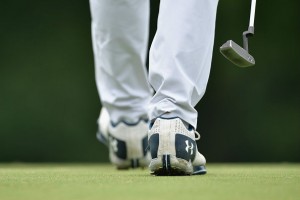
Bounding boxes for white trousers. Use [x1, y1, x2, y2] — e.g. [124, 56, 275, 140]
[90, 0, 219, 128]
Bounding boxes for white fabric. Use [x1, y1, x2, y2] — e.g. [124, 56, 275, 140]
[90, 0, 152, 124]
[90, 0, 219, 128]
[149, 0, 219, 128]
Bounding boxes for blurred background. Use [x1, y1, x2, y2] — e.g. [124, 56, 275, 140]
[0, 0, 299, 163]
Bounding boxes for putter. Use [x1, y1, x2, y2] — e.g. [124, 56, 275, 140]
[220, 0, 257, 67]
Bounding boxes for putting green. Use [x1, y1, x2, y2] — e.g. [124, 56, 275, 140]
[0, 163, 299, 200]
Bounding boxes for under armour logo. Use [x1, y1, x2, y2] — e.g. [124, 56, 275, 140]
[110, 138, 118, 152]
[185, 140, 194, 155]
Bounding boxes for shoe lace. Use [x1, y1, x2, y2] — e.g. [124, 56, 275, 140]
[195, 130, 201, 141]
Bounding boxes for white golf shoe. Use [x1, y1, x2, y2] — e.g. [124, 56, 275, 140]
[97, 108, 151, 169]
[148, 117, 207, 175]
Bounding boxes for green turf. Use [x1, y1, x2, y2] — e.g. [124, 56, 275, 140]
[0, 163, 299, 200]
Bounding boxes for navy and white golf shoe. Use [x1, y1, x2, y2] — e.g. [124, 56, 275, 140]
[97, 108, 151, 169]
[148, 117, 207, 175]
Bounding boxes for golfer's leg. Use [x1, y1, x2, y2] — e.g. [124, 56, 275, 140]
[90, 0, 152, 123]
[149, 0, 219, 128]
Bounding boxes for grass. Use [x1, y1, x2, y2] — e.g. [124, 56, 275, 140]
[0, 163, 299, 200]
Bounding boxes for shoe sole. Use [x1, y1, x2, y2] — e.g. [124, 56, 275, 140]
[116, 158, 149, 170]
[193, 165, 207, 175]
[149, 154, 194, 176]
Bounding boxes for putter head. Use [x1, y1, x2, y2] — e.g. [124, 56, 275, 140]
[220, 40, 255, 67]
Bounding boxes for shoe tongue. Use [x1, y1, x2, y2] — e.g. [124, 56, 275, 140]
[182, 121, 194, 131]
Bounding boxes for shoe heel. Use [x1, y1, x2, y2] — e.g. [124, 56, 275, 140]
[149, 154, 193, 176]
[130, 159, 139, 169]
[162, 154, 171, 171]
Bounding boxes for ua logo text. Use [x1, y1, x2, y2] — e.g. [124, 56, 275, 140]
[185, 140, 194, 155]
